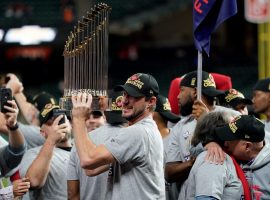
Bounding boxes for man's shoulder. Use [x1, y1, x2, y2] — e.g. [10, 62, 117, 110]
[18, 122, 40, 131]
[213, 105, 241, 115]
[89, 124, 123, 143]
[195, 152, 231, 170]
[194, 151, 207, 163]
[171, 116, 196, 130]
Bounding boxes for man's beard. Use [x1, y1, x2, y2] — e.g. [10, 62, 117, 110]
[179, 97, 194, 116]
[124, 106, 146, 121]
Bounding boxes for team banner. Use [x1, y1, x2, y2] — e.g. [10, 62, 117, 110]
[193, 0, 238, 56]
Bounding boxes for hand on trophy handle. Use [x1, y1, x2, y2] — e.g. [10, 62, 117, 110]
[71, 92, 93, 121]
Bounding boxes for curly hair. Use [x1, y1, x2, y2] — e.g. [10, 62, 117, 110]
[191, 110, 239, 147]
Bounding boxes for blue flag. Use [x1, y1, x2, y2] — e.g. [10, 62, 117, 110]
[193, 0, 237, 56]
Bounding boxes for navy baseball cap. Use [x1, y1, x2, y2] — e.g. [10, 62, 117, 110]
[91, 110, 103, 117]
[32, 91, 57, 112]
[220, 89, 252, 108]
[180, 71, 224, 97]
[215, 115, 265, 142]
[155, 95, 180, 123]
[39, 103, 60, 125]
[114, 73, 159, 97]
[253, 78, 270, 92]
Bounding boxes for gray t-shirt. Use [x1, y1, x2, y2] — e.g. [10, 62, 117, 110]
[67, 124, 123, 200]
[163, 135, 180, 200]
[19, 146, 70, 200]
[183, 151, 243, 200]
[104, 116, 165, 200]
[166, 115, 196, 163]
[18, 123, 45, 149]
[166, 106, 240, 200]
[166, 105, 240, 163]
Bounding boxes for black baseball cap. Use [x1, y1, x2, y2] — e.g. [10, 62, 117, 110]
[39, 103, 60, 125]
[91, 110, 103, 117]
[104, 91, 127, 124]
[155, 95, 180, 123]
[31, 91, 57, 112]
[114, 73, 159, 97]
[180, 71, 224, 97]
[253, 78, 270, 92]
[215, 115, 265, 142]
[221, 89, 252, 108]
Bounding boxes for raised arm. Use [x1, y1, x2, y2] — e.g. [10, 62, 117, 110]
[5, 100, 25, 148]
[0, 100, 26, 175]
[71, 93, 114, 170]
[5, 73, 38, 125]
[25, 115, 67, 188]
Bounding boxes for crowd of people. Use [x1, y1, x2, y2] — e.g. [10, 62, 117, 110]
[0, 71, 269, 200]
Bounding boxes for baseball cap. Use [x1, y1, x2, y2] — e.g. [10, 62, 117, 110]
[32, 91, 57, 112]
[39, 103, 60, 125]
[180, 71, 224, 97]
[155, 95, 180, 123]
[220, 89, 252, 108]
[91, 110, 103, 117]
[215, 115, 265, 142]
[253, 78, 270, 92]
[104, 91, 128, 124]
[114, 73, 159, 97]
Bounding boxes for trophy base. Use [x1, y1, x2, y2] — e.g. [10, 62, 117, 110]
[59, 96, 110, 111]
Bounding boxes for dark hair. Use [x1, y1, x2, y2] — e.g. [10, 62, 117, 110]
[202, 95, 216, 106]
[191, 111, 238, 147]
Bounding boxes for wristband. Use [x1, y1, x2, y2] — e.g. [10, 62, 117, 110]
[8, 122, 19, 131]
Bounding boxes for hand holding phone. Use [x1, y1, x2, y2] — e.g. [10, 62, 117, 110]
[0, 88, 12, 113]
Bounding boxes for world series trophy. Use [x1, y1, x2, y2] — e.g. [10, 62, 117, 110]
[60, 3, 111, 112]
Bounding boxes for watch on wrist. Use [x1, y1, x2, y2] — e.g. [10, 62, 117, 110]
[8, 122, 19, 131]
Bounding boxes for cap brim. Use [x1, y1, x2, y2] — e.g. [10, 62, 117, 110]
[104, 111, 127, 124]
[202, 88, 225, 97]
[229, 98, 253, 108]
[241, 98, 253, 105]
[91, 110, 103, 116]
[114, 85, 144, 97]
[159, 112, 180, 123]
[215, 126, 239, 141]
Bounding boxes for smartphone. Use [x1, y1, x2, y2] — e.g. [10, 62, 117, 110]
[0, 88, 12, 113]
[53, 109, 66, 125]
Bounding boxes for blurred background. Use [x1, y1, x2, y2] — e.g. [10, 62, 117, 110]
[0, 0, 265, 101]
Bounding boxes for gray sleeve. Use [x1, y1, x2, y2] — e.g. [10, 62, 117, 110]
[19, 148, 38, 177]
[104, 126, 145, 164]
[18, 123, 45, 149]
[67, 146, 79, 180]
[0, 144, 26, 176]
[190, 143, 204, 157]
[166, 125, 182, 163]
[194, 161, 226, 199]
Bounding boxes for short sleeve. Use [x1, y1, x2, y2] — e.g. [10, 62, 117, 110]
[19, 148, 39, 177]
[104, 125, 145, 164]
[18, 123, 45, 149]
[166, 124, 182, 163]
[67, 146, 79, 180]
